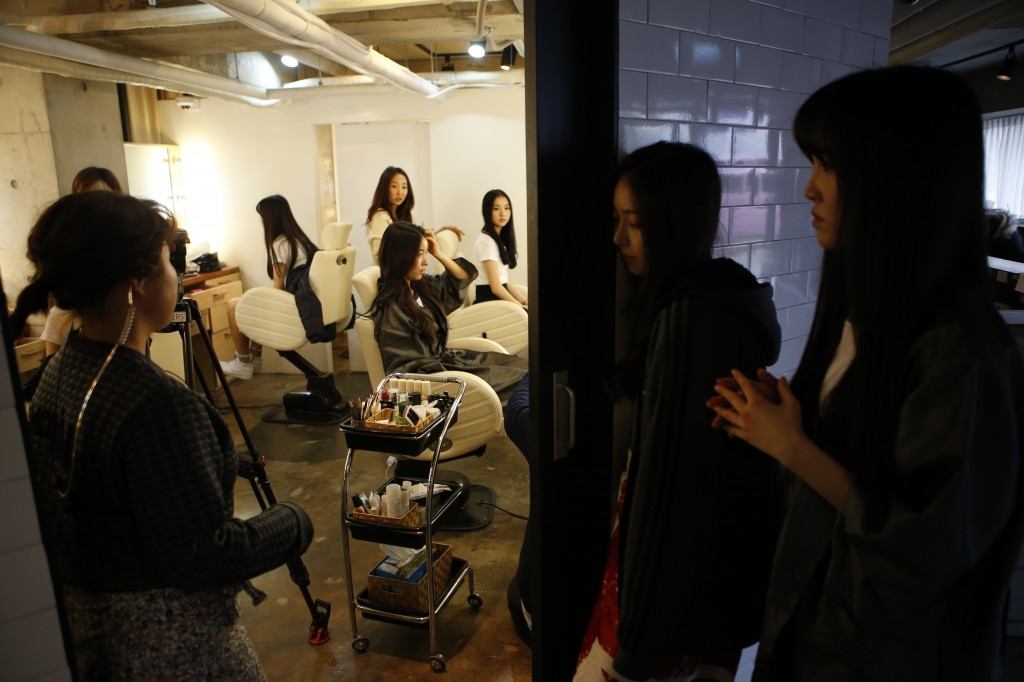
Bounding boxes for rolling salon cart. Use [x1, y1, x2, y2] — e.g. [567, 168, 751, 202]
[339, 373, 482, 672]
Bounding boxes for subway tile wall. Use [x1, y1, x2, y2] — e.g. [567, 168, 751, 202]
[0, 323, 71, 681]
[618, 0, 892, 375]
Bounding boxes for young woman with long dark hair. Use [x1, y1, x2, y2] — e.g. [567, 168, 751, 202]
[573, 142, 783, 681]
[473, 189, 527, 307]
[368, 221, 525, 399]
[222, 194, 321, 379]
[710, 66, 1024, 681]
[365, 166, 463, 264]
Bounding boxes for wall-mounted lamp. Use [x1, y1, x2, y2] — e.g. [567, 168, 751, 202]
[500, 45, 517, 70]
[468, 40, 486, 59]
[280, 54, 299, 68]
[997, 46, 1016, 81]
[442, 55, 455, 72]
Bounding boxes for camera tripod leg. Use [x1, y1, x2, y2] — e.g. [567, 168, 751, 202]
[177, 298, 332, 645]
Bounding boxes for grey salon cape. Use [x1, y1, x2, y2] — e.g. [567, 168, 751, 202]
[373, 257, 526, 401]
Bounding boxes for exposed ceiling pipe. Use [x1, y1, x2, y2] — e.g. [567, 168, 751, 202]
[476, 0, 488, 38]
[0, 0, 452, 34]
[889, 0, 1020, 64]
[0, 25, 277, 106]
[201, 0, 441, 97]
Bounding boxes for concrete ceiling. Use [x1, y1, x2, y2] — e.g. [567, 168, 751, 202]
[0, 0, 1021, 103]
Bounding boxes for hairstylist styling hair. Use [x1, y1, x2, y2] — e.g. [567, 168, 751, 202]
[13, 191, 313, 681]
[365, 165, 463, 264]
[709, 66, 1024, 681]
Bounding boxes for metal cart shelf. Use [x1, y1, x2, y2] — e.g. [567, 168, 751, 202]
[339, 373, 482, 673]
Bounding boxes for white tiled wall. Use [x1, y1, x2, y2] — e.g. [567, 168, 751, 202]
[0, 323, 71, 681]
[618, 0, 892, 374]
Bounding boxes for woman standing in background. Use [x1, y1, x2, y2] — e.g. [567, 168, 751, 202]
[365, 165, 463, 264]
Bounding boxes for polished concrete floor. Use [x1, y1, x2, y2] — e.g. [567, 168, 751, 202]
[209, 343, 1024, 682]
[212, 346, 533, 680]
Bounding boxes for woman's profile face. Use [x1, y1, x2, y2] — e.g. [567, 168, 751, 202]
[388, 174, 409, 210]
[491, 195, 511, 230]
[138, 244, 178, 330]
[404, 237, 429, 283]
[612, 177, 646, 276]
[804, 157, 840, 250]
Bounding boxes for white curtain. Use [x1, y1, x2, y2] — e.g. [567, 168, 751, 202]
[983, 114, 1024, 216]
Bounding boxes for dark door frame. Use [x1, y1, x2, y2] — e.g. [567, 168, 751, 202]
[525, 0, 618, 677]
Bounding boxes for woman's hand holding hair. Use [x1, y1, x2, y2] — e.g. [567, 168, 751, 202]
[425, 226, 471, 280]
[710, 369, 852, 510]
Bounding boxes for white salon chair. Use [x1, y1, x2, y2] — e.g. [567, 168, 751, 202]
[235, 221, 356, 425]
[351, 265, 508, 529]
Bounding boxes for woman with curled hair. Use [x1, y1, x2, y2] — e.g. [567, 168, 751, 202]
[13, 191, 313, 681]
[368, 221, 525, 400]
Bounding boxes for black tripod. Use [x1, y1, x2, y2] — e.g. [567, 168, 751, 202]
[160, 296, 331, 645]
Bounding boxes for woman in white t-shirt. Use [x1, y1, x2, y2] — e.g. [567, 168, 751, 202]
[221, 195, 319, 380]
[474, 189, 527, 308]
[365, 166, 463, 264]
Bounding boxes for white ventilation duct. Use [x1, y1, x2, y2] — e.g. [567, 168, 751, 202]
[0, 24, 276, 106]
[201, 0, 441, 97]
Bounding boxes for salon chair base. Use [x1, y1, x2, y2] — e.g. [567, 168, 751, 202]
[394, 459, 495, 531]
[258, 352, 347, 426]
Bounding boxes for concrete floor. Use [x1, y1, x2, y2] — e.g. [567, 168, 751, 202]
[210, 345, 533, 681]
[207, 343, 1024, 682]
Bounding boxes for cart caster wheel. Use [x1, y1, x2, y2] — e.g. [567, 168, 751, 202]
[352, 637, 369, 653]
[429, 654, 447, 672]
[467, 593, 483, 609]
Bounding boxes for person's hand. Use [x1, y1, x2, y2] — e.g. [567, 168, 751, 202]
[438, 225, 465, 241]
[709, 368, 806, 465]
[706, 368, 779, 429]
[423, 227, 439, 256]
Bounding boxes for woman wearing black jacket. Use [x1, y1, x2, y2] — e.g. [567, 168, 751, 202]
[574, 142, 783, 681]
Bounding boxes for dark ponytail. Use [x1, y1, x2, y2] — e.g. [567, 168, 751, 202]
[9, 278, 51, 339]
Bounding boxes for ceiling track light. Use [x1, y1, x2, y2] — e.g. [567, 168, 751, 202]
[500, 45, 517, 71]
[997, 46, 1016, 81]
[468, 40, 486, 59]
[280, 54, 298, 68]
[441, 55, 455, 72]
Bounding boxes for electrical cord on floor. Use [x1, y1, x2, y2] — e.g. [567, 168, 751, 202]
[475, 500, 528, 520]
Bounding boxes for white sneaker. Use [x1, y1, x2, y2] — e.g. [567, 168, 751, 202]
[220, 356, 253, 380]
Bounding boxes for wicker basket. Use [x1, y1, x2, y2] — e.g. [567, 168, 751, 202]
[367, 543, 453, 611]
[350, 502, 421, 528]
[363, 407, 436, 433]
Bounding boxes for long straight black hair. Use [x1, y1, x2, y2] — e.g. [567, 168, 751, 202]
[480, 189, 518, 268]
[365, 166, 415, 226]
[370, 221, 446, 347]
[790, 66, 988, 496]
[609, 142, 721, 397]
[256, 195, 318, 279]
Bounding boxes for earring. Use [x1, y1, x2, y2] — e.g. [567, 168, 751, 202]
[119, 287, 136, 345]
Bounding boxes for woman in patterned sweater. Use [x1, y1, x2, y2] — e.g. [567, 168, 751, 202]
[11, 191, 313, 681]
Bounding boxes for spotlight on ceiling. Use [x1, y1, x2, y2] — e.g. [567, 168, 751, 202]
[468, 40, 486, 59]
[500, 45, 517, 71]
[280, 54, 299, 68]
[442, 55, 455, 72]
[997, 46, 1016, 81]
